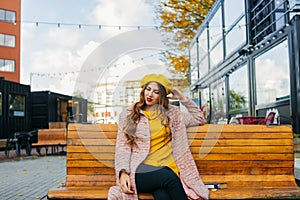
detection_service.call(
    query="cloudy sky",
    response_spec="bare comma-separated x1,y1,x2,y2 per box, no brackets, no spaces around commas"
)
21,0,167,97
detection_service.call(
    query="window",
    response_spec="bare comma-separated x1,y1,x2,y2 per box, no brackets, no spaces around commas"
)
0,92,2,116
199,56,209,78
209,7,222,48
191,70,198,86
198,28,209,76
0,33,15,47
225,17,247,57
211,80,227,124
210,41,224,68
224,0,246,56
0,9,4,21
0,59,15,72
274,0,286,30
229,65,249,111
199,28,208,60
255,40,290,105
208,2,224,69
224,0,245,31
190,42,198,85
9,94,25,117
200,88,210,121
0,9,16,23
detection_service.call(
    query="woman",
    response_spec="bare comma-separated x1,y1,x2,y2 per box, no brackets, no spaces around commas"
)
108,74,209,200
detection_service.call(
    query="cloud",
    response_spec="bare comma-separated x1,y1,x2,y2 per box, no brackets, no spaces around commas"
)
255,57,290,104
45,28,82,49
91,0,155,26
89,0,156,38
27,40,99,94
21,0,157,96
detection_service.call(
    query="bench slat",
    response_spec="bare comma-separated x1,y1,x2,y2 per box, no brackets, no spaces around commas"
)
48,187,300,200
194,153,294,160
190,138,293,146
209,187,300,199
68,139,117,146
67,160,114,168
67,152,114,160
68,124,118,131
196,160,294,167
199,167,294,175
69,138,293,146
48,188,154,200
187,124,293,133
68,131,117,139
68,167,115,175
191,146,293,153
67,146,115,153
66,145,293,153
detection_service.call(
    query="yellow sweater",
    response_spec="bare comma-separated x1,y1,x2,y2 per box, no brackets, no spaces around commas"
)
143,110,179,175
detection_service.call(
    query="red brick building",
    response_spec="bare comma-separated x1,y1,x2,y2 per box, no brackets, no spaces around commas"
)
0,0,21,83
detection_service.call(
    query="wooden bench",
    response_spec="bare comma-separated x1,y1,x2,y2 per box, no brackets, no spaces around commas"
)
49,122,67,129
0,139,7,150
31,128,67,155
47,123,300,199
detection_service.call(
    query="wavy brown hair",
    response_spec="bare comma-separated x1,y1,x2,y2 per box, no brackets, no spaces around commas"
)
123,82,170,146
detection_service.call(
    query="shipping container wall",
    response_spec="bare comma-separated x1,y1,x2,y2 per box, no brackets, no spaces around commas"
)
0,79,31,139
31,91,88,129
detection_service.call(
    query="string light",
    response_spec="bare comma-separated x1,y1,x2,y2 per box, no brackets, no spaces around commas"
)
20,19,247,42
20,20,160,30
30,49,175,81
19,19,251,45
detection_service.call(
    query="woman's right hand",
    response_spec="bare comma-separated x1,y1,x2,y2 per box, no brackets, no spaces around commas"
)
169,87,186,101
120,172,134,194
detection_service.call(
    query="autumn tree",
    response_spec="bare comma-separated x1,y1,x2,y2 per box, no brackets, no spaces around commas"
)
157,0,215,79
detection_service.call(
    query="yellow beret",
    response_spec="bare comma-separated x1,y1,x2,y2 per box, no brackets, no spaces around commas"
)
140,74,173,94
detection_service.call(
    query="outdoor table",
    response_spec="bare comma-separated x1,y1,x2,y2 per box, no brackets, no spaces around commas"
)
236,116,265,124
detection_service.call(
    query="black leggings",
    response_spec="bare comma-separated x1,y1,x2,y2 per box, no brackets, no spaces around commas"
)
135,163,188,200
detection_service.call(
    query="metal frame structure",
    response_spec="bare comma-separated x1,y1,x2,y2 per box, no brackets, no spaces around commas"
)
189,0,300,135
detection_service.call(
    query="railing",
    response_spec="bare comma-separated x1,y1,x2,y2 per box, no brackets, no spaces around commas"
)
250,0,289,44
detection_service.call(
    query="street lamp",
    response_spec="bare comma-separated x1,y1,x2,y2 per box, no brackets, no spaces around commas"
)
105,75,119,123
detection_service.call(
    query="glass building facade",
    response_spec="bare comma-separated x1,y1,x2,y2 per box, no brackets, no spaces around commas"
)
189,0,300,135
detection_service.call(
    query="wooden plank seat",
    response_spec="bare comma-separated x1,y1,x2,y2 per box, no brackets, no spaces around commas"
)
31,128,67,155
47,123,300,199
49,122,67,129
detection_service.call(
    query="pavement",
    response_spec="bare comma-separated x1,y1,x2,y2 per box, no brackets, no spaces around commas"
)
0,149,66,200
1,150,300,200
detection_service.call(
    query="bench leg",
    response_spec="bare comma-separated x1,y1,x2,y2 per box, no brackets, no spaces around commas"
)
45,146,49,155
36,147,41,155
15,142,21,156
25,140,31,156
5,140,10,157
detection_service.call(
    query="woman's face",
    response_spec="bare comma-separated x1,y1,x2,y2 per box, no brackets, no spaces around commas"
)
144,82,161,108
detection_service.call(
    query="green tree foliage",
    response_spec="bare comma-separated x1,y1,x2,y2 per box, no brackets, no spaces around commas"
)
157,0,215,79
229,90,247,110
